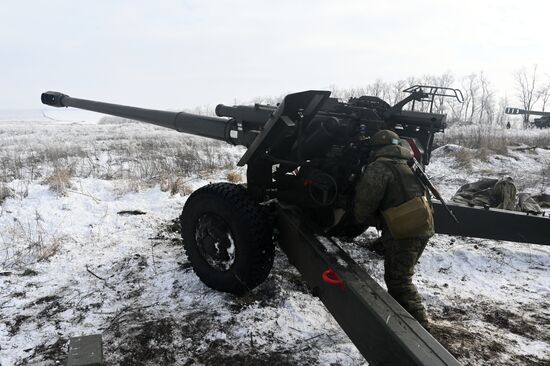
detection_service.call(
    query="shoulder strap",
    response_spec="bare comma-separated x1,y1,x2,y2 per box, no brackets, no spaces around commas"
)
377,159,412,201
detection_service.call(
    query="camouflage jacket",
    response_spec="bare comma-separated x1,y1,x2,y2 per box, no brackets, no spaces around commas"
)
353,144,432,237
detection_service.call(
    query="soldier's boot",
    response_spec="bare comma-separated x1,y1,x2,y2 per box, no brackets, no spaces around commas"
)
408,302,430,330
387,284,429,328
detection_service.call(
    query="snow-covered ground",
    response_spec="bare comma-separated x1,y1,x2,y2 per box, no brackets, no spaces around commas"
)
0,119,549,365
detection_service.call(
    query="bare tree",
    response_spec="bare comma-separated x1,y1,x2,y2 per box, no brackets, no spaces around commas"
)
328,84,348,100
515,65,540,128
447,100,463,124
434,72,454,114
462,73,480,123
478,72,494,125
390,80,407,105
494,95,509,127
406,76,419,88
323,69,550,128
365,79,390,101
538,80,550,111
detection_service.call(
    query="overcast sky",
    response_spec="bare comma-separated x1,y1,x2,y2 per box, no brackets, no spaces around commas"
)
1,0,549,110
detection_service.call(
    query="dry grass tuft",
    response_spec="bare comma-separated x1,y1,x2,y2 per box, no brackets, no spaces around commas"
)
435,126,510,155
114,179,149,196
477,148,492,162
44,166,74,195
180,184,194,196
226,171,242,183
36,236,63,262
160,177,194,196
452,148,475,169
1,214,65,268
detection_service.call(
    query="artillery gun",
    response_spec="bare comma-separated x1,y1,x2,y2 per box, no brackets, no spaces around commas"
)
42,87,549,366
505,107,550,128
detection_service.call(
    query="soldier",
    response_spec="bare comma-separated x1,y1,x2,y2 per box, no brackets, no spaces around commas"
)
353,129,434,329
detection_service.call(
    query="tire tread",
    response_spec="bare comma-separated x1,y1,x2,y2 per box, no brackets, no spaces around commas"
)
180,183,274,294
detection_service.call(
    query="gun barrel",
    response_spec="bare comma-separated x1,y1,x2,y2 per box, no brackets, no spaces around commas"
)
41,91,231,142
505,107,550,117
215,103,276,126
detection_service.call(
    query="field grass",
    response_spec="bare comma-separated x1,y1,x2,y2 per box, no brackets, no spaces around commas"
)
435,125,550,152
1,119,549,365
0,121,244,196
0,120,245,267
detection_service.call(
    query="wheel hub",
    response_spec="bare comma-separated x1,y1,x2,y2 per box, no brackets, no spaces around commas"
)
195,213,236,271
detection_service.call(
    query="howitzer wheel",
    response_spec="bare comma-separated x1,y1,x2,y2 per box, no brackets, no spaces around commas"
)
180,183,274,295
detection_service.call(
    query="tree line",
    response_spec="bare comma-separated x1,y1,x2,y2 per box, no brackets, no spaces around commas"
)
324,66,549,129
192,66,548,129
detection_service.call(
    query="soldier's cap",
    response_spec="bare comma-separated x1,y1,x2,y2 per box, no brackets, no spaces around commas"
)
369,129,401,147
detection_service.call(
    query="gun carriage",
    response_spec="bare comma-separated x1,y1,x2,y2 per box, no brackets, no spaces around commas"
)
43,87,549,366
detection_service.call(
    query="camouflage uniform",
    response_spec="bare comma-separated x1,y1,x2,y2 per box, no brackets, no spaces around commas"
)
354,142,433,327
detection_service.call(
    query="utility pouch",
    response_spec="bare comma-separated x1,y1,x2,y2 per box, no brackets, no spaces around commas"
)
378,159,434,239
381,195,434,239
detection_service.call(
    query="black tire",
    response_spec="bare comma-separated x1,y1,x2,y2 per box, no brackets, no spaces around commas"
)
180,183,274,295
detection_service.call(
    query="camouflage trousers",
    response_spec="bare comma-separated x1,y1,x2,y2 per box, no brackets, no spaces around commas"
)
383,237,429,326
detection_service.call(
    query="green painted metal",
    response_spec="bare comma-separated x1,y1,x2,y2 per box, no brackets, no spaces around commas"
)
433,202,550,245
41,91,231,142
67,334,103,366
277,205,461,366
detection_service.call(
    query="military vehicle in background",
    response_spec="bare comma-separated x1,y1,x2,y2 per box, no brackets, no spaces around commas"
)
42,86,549,366
505,107,550,128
